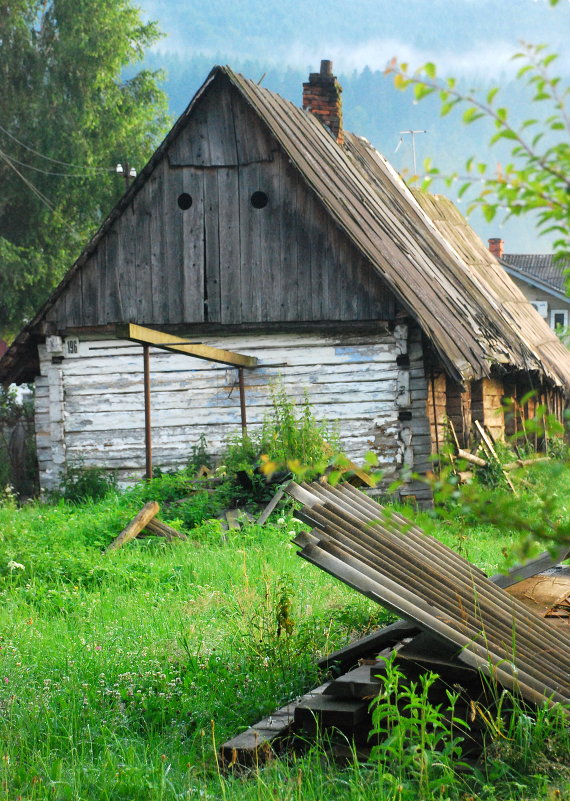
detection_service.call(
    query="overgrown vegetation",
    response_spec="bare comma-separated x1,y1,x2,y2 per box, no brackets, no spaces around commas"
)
0,450,568,799
1,389,569,799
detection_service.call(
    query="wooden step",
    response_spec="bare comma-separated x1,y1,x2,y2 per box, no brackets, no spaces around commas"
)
324,662,385,699
295,694,369,730
219,683,328,768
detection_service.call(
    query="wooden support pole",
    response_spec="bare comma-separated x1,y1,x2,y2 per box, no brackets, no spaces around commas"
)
143,344,152,480
105,501,160,552
238,368,247,436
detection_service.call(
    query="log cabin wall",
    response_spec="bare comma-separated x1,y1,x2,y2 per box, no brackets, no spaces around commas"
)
34,328,417,491
425,369,447,456
446,377,471,448
471,378,506,442
43,77,396,332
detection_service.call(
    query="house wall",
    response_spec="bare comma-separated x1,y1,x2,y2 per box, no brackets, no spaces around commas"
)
44,78,396,333
34,325,429,493
508,276,570,331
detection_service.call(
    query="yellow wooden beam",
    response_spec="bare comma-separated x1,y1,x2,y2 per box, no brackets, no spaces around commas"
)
116,323,258,367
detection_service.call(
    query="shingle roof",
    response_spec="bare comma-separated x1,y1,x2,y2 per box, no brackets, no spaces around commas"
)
501,254,570,294
2,65,570,392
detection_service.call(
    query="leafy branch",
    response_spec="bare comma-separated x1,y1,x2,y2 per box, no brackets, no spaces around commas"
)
385,41,570,261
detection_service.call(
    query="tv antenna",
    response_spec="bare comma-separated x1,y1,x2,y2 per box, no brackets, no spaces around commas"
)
395,129,427,174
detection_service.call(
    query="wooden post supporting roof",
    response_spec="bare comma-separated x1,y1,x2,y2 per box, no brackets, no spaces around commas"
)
115,323,259,367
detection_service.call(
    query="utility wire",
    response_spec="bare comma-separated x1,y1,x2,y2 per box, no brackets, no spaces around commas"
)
1,148,113,178
0,121,112,172
0,147,80,237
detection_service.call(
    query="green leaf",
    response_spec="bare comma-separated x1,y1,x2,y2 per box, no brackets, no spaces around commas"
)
413,82,434,101
482,205,497,222
458,182,471,199
462,107,484,124
486,87,499,104
424,62,436,79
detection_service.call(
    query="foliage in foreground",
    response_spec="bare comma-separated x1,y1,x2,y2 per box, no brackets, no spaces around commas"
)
387,5,570,264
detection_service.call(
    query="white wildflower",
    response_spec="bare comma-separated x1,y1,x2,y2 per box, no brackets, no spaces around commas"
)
277,517,285,525
7,561,25,571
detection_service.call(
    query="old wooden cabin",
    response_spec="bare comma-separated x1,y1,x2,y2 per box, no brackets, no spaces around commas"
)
2,60,570,502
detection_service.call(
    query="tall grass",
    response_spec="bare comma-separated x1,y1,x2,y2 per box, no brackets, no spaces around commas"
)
0,466,569,800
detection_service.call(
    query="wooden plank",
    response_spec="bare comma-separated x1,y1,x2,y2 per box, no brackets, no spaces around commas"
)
105,502,160,552
261,155,283,322
134,187,153,322
203,167,221,321
143,518,188,541
491,545,570,589
323,662,386,699
317,619,420,671
294,694,369,729
218,166,242,324
238,161,263,321
280,157,299,321
180,166,205,321
256,487,285,525
115,323,258,367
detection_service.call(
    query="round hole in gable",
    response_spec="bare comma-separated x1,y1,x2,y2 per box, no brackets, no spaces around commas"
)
177,193,193,210
250,191,268,209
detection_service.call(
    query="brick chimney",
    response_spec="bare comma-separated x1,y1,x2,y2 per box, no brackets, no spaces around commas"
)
302,59,343,144
488,238,504,259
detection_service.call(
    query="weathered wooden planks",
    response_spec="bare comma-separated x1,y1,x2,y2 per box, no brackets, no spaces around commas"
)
35,329,410,489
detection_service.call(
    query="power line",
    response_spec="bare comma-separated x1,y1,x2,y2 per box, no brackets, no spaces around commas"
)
0,121,112,172
0,148,80,237
0,148,113,178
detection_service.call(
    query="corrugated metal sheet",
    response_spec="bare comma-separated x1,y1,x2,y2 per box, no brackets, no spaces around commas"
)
287,480,570,711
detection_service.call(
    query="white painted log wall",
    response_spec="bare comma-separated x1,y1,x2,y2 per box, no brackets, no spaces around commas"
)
35,329,419,489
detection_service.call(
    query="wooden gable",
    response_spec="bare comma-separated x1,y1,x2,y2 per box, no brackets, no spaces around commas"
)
44,73,396,333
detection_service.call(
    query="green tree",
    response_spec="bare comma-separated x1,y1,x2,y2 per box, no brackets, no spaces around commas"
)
386,0,570,267
0,0,170,339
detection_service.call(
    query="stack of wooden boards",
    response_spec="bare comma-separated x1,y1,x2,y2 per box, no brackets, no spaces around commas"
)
220,481,570,768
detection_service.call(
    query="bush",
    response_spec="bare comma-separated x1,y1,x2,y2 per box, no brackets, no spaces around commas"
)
58,464,117,503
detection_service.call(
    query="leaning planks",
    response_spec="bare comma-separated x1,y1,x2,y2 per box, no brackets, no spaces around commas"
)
286,481,570,711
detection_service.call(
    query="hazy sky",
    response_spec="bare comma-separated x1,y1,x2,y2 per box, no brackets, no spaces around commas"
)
141,0,570,78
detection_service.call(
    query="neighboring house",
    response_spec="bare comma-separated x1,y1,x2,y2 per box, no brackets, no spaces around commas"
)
1,61,570,503
489,238,570,333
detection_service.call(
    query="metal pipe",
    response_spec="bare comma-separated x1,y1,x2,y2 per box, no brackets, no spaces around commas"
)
143,345,152,480
238,368,247,436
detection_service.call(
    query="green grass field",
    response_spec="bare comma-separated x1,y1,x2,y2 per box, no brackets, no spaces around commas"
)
1,467,569,801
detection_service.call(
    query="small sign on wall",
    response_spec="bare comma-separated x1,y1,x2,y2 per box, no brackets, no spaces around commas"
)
45,335,63,353
64,337,80,358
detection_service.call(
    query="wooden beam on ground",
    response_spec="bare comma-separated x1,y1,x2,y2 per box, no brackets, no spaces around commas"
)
105,502,159,552
143,518,188,541
256,487,285,525
474,420,516,493
116,323,258,367
457,448,487,467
